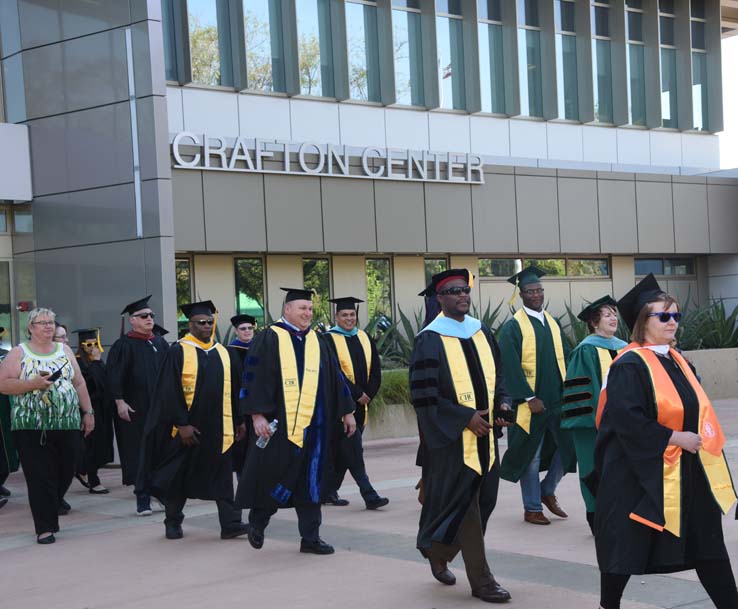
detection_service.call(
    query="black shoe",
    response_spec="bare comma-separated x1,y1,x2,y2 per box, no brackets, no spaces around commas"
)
472,582,512,603
89,485,110,495
136,495,152,516
248,526,264,549
365,496,389,510
0,498,7,510
165,524,183,540
300,538,335,555
221,522,250,540
586,511,595,536
322,494,349,506
429,558,456,585
74,474,90,489
58,499,71,516
0,484,10,497
37,533,56,545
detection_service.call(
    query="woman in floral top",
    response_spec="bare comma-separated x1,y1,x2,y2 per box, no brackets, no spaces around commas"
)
0,308,93,544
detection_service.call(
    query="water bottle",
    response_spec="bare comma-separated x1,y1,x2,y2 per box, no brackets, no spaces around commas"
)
256,419,278,449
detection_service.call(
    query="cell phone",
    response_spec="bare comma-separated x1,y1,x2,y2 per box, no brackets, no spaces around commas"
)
493,408,516,423
47,361,69,383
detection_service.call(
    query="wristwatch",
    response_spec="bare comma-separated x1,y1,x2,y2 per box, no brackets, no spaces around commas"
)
81,409,95,416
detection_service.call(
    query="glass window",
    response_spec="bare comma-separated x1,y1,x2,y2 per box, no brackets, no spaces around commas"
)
478,258,522,278
162,0,178,81
691,20,705,50
518,28,543,117
627,11,643,42
393,5,424,106
626,0,643,8
478,0,501,22
437,0,461,15
660,47,677,127
518,0,539,27
690,0,705,19
593,6,610,37
392,0,420,7
692,52,708,131
660,16,675,45
437,13,466,109
0,211,7,233
424,258,448,285
635,258,664,275
0,262,11,350
525,258,565,276
567,259,609,277
557,1,576,33
365,258,393,321
659,0,675,15
346,1,381,101
235,258,266,325
303,258,331,324
13,210,32,233
628,44,647,125
593,39,613,122
296,0,335,97
244,0,286,92
556,33,578,120
188,0,232,86
175,259,192,334
479,22,506,113
665,258,695,275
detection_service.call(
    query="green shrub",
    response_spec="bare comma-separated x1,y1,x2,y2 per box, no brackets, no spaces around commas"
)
374,368,411,408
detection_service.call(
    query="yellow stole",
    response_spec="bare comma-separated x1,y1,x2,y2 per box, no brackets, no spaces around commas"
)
513,308,567,434
439,331,496,475
596,347,617,384
174,338,233,454
272,326,321,448
328,330,372,383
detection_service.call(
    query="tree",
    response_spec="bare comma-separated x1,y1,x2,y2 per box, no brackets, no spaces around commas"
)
244,10,274,91
189,15,221,86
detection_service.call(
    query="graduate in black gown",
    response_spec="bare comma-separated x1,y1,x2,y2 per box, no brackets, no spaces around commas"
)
322,296,388,509
138,300,249,541
235,288,356,555
228,314,256,478
106,296,169,515
73,329,114,494
0,336,16,508
410,269,513,603
594,275,738,609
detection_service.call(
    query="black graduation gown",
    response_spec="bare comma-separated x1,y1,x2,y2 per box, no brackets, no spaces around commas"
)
106,334,169,485
227,342,250,474
0,348,18,485
594,351,730,575
235,326,355,510
78,358,115,468
410,326,510,550
138,343,242,501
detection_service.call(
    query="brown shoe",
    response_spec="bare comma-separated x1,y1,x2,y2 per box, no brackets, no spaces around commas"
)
542,495,568,518
524,511,550,525
429,558,456,585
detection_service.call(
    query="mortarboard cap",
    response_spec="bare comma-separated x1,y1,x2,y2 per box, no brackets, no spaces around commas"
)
121,296,153,316
617,273,665,332
418,285,434,297
152,324,169,337
577,295,618,323
329,296,364,312
180,300,217,319
280,287,315,303
430,269,471,293
231,314,256,327
74,327,104,352
507,265,546,288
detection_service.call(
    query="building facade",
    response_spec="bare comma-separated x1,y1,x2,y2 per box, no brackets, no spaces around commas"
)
2,0,738,344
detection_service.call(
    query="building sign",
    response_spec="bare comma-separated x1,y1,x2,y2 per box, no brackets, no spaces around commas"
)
171,132,484,184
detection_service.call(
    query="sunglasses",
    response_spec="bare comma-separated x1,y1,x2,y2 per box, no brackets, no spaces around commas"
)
438,286,471,296
194,319,214,326
132,312,155,319
81,341,98,348
648,312,682,323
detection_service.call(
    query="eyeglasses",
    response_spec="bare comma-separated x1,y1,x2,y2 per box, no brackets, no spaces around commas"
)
237,325,254,331
32,321,55,327
81,341,97,348
194,319,214,326
131,312,155,319
438,286,471,296
648,312,682,323
521,288,545,295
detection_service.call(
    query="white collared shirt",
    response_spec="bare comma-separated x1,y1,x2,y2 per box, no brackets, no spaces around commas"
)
523,305,546,325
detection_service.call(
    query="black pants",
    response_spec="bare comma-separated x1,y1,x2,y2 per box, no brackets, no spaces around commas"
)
13,429,79,535
249,503,322,542
424,490,496,591
76,432,100,487
601,559,738,608
164,495,242,532
325,426,377,501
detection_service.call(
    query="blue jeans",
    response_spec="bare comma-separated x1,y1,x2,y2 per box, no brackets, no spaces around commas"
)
520,425,565,513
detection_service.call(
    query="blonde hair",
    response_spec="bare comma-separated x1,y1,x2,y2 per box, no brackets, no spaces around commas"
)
26,307,56,339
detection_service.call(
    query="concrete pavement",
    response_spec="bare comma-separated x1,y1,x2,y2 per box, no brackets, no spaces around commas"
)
2,401,738,609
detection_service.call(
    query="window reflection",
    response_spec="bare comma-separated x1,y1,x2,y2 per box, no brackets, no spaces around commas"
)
366,258,393,321
393,4,424,106
346,1,381,102
243,0,286,92
296,0,334,97
303,258,331,324
235,258,266,325
436,8,466,110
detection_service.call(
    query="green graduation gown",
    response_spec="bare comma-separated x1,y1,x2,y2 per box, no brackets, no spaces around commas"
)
498,310,572,482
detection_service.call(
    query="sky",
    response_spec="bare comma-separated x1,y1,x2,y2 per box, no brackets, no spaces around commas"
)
719,35,738,169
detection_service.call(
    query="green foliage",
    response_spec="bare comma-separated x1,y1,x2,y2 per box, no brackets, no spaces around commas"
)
471,300,508,335
373,369,411,409
189,17,221,86
677,299,738,350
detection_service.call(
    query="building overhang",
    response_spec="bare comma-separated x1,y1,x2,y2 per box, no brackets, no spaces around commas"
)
0,123,31,202
723,1,738,37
